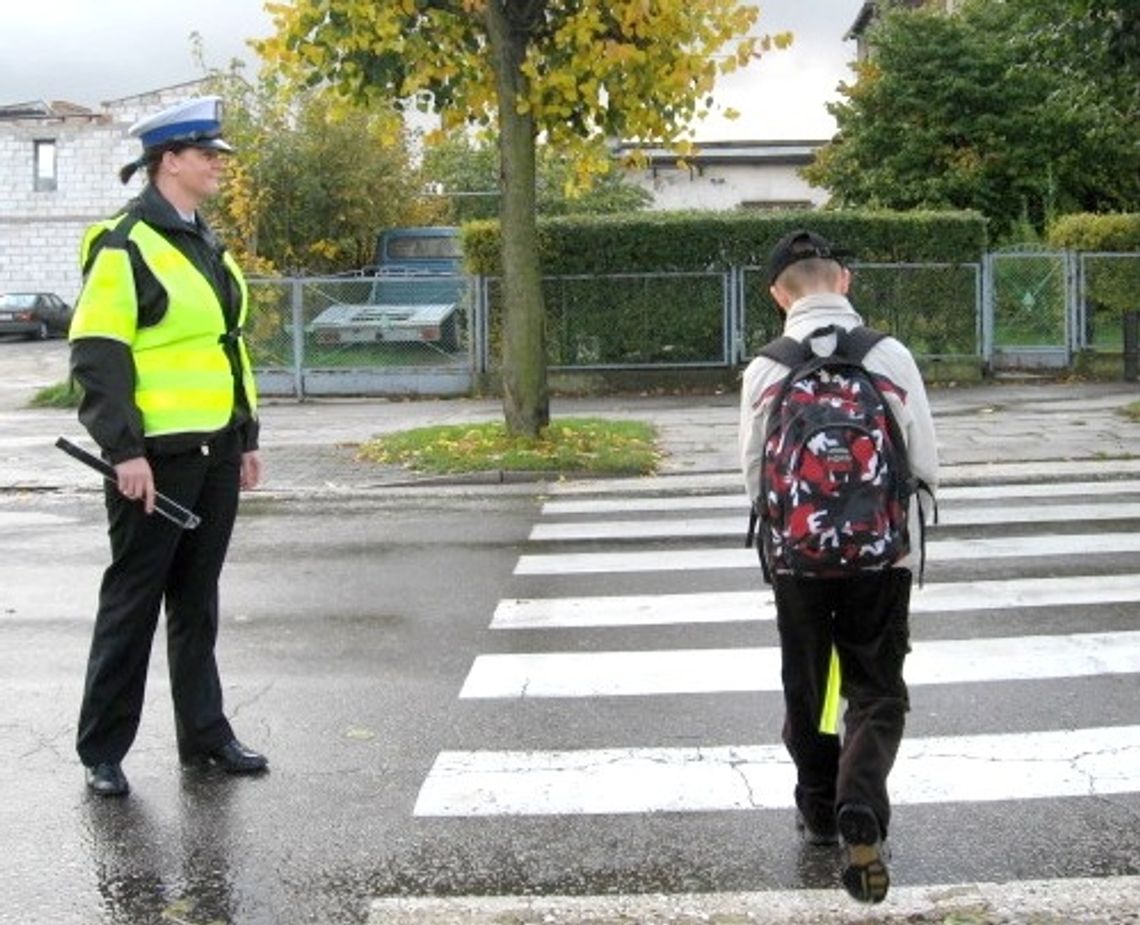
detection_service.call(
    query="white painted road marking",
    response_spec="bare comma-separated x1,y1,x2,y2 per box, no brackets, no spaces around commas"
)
413,724,1140,816
515,532,1140,574
491,573,1140,629
540,479,1140,517
529,502,1140,541
0,511,78,528
459,631,1140,699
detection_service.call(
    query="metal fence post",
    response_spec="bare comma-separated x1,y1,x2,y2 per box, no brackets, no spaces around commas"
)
1066,250,1081,360
474,275,488,374
980,253,995,371
290,279,305,400
722,270,733,366
1074,252,1089,353
732,266,745,364
1124,311,1139,383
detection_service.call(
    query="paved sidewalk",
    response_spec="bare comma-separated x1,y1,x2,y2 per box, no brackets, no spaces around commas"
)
1,380,1138,495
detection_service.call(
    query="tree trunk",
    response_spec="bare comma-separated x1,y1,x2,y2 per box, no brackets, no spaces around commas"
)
485,0,549,437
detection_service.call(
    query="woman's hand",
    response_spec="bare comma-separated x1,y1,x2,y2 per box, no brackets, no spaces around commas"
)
114,456,155,513
240,450,262,490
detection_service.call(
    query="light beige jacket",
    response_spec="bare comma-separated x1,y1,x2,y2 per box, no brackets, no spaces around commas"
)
739,293,939,572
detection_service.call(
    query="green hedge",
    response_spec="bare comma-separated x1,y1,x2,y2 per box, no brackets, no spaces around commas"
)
1048,214,1140,329
1047,213,1140,251
463,209,988,367
461,208,987,275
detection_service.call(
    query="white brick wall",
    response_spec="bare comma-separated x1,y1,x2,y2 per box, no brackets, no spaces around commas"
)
624,162,827,212
0,80,210,302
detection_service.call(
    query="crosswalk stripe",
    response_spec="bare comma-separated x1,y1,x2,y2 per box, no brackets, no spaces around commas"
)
459,631,1140,699
412,724,1140,816
529,502,1140,541
545,460,1140,498
515,532,1140,574
0,511,78,528
541,479,1140,516
491,573,1140,629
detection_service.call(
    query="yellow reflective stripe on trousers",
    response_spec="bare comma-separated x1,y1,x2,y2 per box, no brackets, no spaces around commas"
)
818,646,841,736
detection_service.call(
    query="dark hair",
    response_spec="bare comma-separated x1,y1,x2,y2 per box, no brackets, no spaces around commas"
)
118,141,192,185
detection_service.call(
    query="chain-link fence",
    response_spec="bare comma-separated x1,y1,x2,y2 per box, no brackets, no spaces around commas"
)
1080,253,1140,351
247,275,474,397
987,253,1071,367
980,251,1140,369
480,272,731,371
739,262,981,361
243,254,1136,396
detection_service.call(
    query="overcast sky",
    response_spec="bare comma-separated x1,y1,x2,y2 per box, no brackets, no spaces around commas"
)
0,0,865,141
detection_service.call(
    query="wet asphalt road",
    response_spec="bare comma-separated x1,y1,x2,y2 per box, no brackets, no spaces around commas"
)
1,491,538,924
2,337,1139,924
4,487,1140,924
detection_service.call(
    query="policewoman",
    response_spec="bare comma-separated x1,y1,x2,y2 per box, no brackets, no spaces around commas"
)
70,97,267,797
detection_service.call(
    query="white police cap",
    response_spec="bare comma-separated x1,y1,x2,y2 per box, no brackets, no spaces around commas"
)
128,96,234,152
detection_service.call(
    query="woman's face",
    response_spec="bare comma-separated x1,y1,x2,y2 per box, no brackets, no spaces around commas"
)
163,146,225,204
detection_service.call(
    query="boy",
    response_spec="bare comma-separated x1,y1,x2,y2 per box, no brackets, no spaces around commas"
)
739,230,938,903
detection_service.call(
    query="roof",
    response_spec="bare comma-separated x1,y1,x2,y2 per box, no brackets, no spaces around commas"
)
846,0,932,40
614,139,827,168
0,100,97,120
846,1,877,40
100,77,217,106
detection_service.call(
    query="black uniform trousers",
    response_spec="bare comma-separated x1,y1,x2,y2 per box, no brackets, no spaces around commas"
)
76,429,242,766
772,568,912,838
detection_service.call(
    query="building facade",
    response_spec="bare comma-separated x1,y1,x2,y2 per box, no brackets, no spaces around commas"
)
0,80,208,303
614,140,829,212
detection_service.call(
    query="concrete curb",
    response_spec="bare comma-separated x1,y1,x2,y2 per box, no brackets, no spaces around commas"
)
367,875,1140,924
8,456,1140,503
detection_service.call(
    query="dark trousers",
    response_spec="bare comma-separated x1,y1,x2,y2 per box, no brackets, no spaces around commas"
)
772,568,912,837
76,430,242,766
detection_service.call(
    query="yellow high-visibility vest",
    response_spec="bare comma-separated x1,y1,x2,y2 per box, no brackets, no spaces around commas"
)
70,214,258,438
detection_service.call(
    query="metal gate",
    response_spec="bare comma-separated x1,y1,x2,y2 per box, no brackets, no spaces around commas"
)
984,250,1077,369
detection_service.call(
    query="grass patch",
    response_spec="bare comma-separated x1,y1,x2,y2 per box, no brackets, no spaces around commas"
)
358,417,660,475
1120,401,1140,423
29,380,83,409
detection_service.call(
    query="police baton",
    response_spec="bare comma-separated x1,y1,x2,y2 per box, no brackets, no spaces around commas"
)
55,436,201,530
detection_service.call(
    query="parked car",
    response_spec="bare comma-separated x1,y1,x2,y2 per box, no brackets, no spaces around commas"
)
0,292,72,340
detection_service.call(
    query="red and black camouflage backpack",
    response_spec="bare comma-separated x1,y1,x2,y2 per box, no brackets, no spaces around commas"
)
747,324,918,582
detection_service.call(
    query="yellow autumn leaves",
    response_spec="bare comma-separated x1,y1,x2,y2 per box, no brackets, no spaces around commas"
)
358,418,660,475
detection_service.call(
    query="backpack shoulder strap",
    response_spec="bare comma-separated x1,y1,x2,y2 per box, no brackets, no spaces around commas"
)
836,324,890,364
757,335,809,368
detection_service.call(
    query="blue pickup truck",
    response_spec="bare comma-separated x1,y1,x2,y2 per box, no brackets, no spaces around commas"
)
309,227,464,349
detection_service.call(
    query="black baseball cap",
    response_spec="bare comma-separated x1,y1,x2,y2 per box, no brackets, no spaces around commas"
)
766,230,849,286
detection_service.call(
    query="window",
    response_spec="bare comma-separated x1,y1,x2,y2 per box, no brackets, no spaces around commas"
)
34,140,57,191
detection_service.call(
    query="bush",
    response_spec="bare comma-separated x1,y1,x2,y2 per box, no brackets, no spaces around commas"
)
1047,213,1140,252
462,209,988,275
1048,214,1140,330
463,209,988,366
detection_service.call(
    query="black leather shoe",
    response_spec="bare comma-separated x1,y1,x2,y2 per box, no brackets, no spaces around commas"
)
85,762,129,797
185,739,268,774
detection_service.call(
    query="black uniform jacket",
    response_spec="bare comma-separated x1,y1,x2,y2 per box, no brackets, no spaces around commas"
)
71,185,259,464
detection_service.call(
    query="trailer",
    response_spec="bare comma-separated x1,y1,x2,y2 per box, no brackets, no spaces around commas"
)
308,227,465,350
